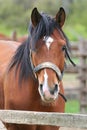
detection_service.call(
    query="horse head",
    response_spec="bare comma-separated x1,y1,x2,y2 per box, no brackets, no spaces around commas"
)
29,7,67,103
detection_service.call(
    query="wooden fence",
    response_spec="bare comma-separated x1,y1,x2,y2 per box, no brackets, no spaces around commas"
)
0,110,87,129
65,39,87,113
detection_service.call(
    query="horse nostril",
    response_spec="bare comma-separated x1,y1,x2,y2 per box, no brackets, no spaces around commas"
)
50,89,54,95
50,84,58,95
55,84,58,91
40,84,43,90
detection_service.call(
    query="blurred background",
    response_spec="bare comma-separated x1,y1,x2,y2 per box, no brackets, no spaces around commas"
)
0,0,87,114
0,0,87,40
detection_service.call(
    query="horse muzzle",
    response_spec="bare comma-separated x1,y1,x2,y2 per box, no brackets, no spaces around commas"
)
38,83,60,103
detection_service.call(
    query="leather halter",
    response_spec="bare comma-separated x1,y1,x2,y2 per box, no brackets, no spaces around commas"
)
29,50,67,102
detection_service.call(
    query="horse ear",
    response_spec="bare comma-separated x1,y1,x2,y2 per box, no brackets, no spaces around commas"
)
31,7,42,27
56,7,66,28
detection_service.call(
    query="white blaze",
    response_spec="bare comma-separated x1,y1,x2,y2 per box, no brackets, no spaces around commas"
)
43,69,49,92
43,36,54,50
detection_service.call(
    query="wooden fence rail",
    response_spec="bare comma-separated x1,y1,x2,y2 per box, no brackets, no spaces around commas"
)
0,110,87,129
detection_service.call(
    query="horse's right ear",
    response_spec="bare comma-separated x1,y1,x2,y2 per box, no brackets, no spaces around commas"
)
31,8,42,27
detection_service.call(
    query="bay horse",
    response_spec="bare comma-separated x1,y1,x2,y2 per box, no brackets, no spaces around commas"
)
0,33,11,40
0,40,20,109
0,7,75,130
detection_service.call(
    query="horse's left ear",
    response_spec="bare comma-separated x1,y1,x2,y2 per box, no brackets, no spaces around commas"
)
31,7,42,27
56,7,66,28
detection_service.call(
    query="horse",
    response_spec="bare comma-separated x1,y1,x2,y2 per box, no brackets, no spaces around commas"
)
0,33,11,40
0,7,75,130
0,40,20,110
18,35,28,42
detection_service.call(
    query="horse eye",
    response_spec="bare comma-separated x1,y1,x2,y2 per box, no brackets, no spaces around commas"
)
62,45,66,51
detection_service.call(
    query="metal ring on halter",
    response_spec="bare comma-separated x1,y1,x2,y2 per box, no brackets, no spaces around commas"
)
33,62,62,81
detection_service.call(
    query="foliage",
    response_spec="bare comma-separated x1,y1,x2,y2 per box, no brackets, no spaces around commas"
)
0,0,29,29
0,0,87,40
65,0,87,40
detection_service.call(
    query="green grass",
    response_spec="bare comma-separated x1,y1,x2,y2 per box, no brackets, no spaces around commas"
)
64,74,80,113
65,100,80,113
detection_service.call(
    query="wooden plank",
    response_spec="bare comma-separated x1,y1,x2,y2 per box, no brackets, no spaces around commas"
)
65,88,80,100
65,65,78,73
0,110,87,129
70,44,78,50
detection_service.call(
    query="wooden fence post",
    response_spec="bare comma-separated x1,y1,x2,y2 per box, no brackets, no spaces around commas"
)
11,31,17,41
78,39,87,113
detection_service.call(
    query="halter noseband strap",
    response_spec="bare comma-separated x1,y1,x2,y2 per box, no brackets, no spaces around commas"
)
34,62,63,81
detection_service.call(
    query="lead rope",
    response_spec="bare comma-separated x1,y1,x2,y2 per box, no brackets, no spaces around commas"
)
59,92,67,102
60,45,76,103
62,46,76,67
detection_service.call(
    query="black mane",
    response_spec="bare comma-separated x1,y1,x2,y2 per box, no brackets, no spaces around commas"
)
8,12,70,82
